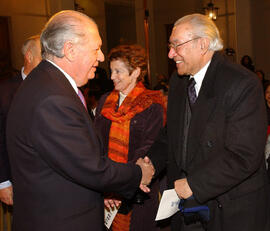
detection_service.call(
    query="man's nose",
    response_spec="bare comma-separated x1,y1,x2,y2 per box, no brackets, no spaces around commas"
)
168,47,176,59
98,49,104,62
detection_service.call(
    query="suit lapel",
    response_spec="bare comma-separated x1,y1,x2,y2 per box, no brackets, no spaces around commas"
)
168,73,189,166
187,52,221,163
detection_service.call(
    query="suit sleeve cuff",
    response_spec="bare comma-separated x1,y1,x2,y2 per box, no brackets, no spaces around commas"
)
0,180,12,189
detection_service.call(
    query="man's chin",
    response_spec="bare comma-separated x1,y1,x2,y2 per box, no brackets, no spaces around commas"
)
177,68,189,76
177,70,184,76
88,72,96,79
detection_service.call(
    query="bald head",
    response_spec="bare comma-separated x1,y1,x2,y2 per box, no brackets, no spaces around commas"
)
40,10,97,60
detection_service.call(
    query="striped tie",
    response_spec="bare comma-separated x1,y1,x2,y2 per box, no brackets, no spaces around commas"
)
188,78,197,106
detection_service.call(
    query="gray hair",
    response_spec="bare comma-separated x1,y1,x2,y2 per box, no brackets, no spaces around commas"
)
40,10,96,59
174,13,223,51
21,35,40,56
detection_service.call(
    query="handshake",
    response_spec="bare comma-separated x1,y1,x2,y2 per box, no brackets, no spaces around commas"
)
136,156,155,193
104,156,155,209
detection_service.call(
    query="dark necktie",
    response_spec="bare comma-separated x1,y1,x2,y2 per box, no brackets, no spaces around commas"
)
78,89,88,110
188,78,197,106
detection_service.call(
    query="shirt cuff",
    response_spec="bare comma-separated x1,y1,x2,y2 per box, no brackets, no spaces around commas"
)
0,180,12,189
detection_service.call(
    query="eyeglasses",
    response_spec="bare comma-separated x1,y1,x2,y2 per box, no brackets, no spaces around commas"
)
168,37,201,52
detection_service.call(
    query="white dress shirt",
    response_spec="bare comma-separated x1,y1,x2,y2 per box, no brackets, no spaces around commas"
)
47,59,78,94
192,60,211,96
21,67,27,80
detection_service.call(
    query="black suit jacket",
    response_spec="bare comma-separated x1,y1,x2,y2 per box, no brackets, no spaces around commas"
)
149,52,270,231
6,60,141,231
0,73,22,183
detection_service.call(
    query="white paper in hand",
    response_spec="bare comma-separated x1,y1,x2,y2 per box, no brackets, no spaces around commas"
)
155,189,180,221
104,207,118,229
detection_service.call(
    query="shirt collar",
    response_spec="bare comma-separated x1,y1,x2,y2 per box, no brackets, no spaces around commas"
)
192,60,211,95
46,59,78,94
21,67,27,80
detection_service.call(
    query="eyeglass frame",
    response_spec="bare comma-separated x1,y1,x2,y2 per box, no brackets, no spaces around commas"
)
168,37,201,52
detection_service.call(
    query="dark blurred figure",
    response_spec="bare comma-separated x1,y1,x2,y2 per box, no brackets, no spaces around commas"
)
264,81,270,126
82,67,113,119
93,66,114,93
224,48,236,62
0,35,41,206
241,55,255,72
0,50,19,80
82,81,103,120
154,74,169,94
256,69,266,84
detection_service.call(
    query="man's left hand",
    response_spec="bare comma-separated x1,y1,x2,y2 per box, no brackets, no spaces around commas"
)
174,178,193,199
0,185,13,205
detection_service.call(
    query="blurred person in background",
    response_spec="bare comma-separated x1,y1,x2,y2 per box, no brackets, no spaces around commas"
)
0,34,41,205
241,55,255,72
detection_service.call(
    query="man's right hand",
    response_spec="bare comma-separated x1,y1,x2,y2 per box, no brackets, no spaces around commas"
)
136,156,155,193
0,185,13,205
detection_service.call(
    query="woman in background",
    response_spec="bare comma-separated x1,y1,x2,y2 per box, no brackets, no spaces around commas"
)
240,55,255,72
95,44,166,231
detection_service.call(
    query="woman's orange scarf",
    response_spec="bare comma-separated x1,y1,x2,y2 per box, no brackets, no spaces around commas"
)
101,81,166,230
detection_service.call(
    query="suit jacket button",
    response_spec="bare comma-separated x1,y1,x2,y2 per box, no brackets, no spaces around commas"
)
207,141,212,147
218,203,222,209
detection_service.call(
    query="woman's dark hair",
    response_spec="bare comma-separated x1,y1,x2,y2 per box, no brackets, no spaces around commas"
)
241,55,255,72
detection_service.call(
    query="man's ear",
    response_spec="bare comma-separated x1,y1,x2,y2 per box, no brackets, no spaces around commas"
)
25,50,33,64
63,41,76,62
200,37,210,55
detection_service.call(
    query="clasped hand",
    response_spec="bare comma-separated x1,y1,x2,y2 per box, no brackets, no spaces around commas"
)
136,156,155,193
104,156,155,210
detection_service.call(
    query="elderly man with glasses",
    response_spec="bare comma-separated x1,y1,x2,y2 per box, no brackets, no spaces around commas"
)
144,13,270,231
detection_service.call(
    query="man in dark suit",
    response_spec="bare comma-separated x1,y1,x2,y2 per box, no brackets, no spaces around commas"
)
145,14,270,231
6,10,153,231
0,35,41,205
